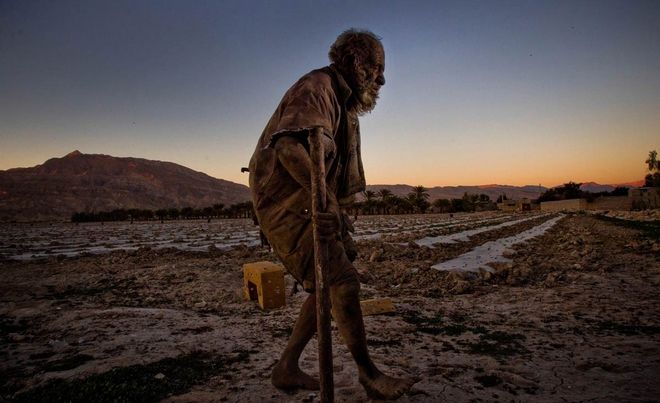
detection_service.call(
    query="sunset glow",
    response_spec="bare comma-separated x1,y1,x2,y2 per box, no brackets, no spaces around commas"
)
1,0,658,188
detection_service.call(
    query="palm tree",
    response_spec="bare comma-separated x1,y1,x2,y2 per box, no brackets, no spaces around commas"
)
378,189,393,214
213,203,224,218
180,207,194,219
203,206,214,220
644,150,660,187
410,185,429,201
362,190,377,214
390,195,413,214
407,186,431,213
377,188,392,200
405,185,428,213
646,150,658,172
155,209,167,222
432,198,451,213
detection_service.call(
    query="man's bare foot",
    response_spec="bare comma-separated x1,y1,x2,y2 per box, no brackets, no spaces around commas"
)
271,361,320,390
359,370,415,400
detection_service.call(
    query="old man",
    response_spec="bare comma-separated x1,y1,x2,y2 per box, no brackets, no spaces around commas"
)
249,29,414,400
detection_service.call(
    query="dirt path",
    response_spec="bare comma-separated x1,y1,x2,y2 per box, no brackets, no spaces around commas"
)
1,213,658,402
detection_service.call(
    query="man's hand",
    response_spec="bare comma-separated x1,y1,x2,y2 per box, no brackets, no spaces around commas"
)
314,212,340,241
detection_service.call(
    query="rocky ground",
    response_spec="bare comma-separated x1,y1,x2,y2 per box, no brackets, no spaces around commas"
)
1,212,659,402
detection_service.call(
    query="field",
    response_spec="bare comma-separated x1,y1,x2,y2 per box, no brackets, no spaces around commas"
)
1,211,659,402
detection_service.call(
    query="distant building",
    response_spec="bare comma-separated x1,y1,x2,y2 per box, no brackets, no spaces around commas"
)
540,195,632,212
497,200,517,212
588,196,632,211
629,187,660,210
497,198,539,212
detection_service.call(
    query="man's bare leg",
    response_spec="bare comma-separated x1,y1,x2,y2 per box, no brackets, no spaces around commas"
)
331,280,415,400
271,294,320,390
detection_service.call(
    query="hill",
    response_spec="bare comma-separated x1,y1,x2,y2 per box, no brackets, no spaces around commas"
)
579,181,644,193
1,151,644,221
366,180,642,202
0,151,251,221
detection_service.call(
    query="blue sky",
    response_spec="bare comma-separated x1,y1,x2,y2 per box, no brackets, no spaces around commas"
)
1,0,658,186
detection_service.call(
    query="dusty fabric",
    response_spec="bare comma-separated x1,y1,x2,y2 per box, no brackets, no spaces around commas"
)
249,65,364,289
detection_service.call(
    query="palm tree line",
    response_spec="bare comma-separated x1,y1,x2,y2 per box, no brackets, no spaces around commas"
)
347,186,496,216
71,202,253,223
71,185,500,222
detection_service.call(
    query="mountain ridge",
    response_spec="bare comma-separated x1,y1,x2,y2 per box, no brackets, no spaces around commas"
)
365,181,641,201
0,151,643,221
0,151,251,221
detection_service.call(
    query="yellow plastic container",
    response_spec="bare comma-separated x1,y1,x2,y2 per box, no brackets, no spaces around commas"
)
243,261,286,309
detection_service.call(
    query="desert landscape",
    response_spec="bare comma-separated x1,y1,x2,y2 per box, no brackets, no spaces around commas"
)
3,2,659,402
2,210,659,402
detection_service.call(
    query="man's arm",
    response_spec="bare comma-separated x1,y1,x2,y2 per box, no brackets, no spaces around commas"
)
274,133,339,238
273,135,313,194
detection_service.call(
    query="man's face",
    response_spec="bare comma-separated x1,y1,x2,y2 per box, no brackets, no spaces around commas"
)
354,44,385,115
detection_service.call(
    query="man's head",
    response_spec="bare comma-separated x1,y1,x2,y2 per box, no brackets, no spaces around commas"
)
329,29,385,115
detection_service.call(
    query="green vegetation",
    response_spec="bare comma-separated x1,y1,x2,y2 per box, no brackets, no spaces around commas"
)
537,182,583,202
71,202,252,223
537,182,629,203
431,193,494,213
355,187,495,215
644,149,660,187
408,185,431,213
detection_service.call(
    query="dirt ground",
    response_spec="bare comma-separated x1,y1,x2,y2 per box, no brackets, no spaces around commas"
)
1,212,659,402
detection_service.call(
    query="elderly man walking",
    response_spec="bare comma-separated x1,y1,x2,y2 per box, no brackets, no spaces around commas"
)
249,29,414,400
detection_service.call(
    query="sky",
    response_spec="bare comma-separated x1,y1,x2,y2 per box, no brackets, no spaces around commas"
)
1,0,658,187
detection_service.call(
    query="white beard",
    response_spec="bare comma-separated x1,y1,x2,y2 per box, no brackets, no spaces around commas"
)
354,83,380,115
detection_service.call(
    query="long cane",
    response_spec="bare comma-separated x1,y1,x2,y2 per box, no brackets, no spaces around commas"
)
309,126,334,402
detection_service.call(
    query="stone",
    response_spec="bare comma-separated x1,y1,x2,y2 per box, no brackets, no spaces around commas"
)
369,250,382,262
451,280,472,294
360,298,395,316
544,272,564,285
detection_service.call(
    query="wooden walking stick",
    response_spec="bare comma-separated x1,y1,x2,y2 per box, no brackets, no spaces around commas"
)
309,126,334,402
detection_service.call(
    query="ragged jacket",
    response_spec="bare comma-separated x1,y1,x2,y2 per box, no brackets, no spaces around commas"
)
249,64,365,215
248,64,365,259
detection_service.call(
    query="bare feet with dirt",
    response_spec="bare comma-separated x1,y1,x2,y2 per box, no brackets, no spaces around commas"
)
359,370,416,400
271,361,320,390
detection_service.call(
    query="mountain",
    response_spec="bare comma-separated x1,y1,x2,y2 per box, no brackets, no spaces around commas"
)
0,151,251,221
579,182,615,193
1,150,644,221
366,180,643,202
579,181,642,193
612,180,644,188
365,184,546,201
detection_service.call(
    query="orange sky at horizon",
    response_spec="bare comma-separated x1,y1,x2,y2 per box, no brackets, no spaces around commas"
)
1,1,658,190
0,142,652,189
